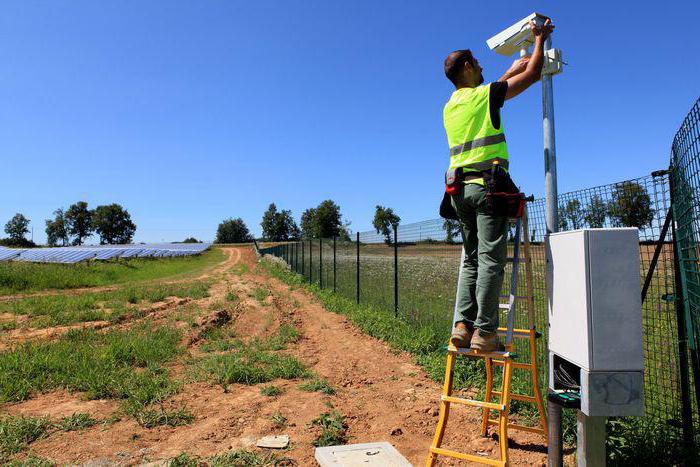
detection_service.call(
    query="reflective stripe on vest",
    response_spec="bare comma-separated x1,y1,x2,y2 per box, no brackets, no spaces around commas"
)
449,133,507,157
443,84,509,173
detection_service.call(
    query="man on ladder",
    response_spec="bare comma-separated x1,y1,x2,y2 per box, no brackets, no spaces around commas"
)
440,18,554,352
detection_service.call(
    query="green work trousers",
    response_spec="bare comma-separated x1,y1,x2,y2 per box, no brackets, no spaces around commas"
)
450,183,508,334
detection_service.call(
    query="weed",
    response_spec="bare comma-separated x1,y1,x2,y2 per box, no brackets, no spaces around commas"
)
55,413,98,431
260,385,283,397
4,455,54,467
262,324,300,351
0,321,18,331
310,411,348,447
210,449,278,466
270,412,288,429
168,452,199,467
299,377,335,395
0,415,51,460
194,347,307,390
250,286,271,304
225,290,238,302
130,406,194,429
231,263,249,276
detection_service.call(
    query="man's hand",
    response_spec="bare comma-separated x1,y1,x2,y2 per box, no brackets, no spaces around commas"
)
530,17,554,41
498,55,530,82
504,17,555,99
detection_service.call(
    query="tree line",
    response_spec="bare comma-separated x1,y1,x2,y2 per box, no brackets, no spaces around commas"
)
1,201,137,248
215,201,402,245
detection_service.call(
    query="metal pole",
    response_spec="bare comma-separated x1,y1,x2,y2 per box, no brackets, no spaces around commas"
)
302,240,305,278
333,236,337,293
319,238,323,289
356,232,360,304
308,239,312,284
542,34,564,467
394,224,399,317
543,36,559,235
670,173,696,449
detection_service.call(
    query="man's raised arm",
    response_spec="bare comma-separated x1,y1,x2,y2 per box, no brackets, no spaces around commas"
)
504,17,555,100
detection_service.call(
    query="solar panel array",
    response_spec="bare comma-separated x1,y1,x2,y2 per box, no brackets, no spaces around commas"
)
0,243,211,264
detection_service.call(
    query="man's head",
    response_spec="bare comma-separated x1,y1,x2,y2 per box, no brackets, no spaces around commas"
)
444,49,484,88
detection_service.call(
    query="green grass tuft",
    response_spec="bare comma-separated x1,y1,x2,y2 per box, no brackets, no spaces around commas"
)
0,415,51,461
270,412,287,429
130,406,194,429
250,286,271,304
260,385,283,397
310,411,348,447
299,377,336,395
55,412,98,431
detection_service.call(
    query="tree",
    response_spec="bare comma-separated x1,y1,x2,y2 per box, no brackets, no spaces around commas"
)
261,203,300,241
216,218,253,243
4,213,30,242
183,237,201,243
584,195,607,228
607,181,654,229
562,199,585,230
92,204,137,244
300,200,348,239
443,219,461,244
372,205,401,245
45,209,69,246
558,204,568,231
65,201,93,245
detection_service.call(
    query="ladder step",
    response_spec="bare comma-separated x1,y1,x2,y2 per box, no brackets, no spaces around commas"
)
495,328,542,339
489,391,536,403
499,294,529,300
486,419,546,435
429,447,506,466
448,345,512,359
442,395,505,411
491,360,532,369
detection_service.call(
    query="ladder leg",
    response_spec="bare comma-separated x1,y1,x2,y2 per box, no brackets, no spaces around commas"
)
498,359,514,465
426,351,456,467
481,357,494,436
529,331,548,437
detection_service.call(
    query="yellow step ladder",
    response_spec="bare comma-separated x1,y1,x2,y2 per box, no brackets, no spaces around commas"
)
427,207,547,467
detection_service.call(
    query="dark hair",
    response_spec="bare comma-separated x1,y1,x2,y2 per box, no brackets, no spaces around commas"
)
444,49,474,86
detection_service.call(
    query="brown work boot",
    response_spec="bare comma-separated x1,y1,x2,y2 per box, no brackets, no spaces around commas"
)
470,329,501,352
450,323,473,348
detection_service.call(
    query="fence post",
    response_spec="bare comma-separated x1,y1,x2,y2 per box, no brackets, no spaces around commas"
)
394,224,398,317
333,236,337,293
301,240,305,278
319,238,323,289
670,174,697,449
308,239,312,284
356,232,360,304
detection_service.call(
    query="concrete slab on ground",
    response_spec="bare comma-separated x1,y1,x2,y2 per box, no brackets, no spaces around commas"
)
315,441,412,466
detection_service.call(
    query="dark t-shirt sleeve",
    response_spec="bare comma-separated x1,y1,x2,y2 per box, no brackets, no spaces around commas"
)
489,81,508,130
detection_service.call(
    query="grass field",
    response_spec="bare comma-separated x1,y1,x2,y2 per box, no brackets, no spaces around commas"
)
0,248,225,296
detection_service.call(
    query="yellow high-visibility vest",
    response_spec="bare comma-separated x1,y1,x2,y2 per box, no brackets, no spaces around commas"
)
443,85,509,182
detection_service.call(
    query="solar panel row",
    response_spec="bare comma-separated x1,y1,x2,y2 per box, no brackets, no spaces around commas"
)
0,243,211,264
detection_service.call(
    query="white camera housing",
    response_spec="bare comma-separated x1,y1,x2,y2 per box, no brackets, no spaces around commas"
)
486,12,548,56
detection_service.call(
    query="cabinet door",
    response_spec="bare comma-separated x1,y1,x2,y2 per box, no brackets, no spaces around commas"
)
549,231,591,369
588,229,643,371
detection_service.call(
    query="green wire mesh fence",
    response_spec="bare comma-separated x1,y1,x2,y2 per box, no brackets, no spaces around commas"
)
259,98,700,452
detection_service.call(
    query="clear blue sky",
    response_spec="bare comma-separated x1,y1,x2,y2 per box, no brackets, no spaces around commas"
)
2,1,699,244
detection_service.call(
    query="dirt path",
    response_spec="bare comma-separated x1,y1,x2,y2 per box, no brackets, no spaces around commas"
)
2,246,548,466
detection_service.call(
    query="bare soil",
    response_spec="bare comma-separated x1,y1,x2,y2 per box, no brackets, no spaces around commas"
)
2,247,549,466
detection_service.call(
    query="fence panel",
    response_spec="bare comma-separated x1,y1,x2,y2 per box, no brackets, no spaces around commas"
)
259,172,695,442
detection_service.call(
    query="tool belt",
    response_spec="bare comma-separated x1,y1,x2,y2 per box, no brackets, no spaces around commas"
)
439,165,526,219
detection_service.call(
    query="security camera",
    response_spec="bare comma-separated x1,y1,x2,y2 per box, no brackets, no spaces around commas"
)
486,12,563,76
486,12,548,56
